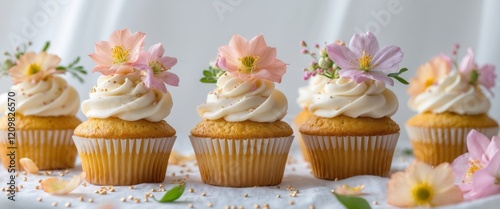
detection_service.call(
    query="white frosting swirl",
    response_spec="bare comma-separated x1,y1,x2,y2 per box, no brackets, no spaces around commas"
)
309,78,398,118
297,75,330,109
197,74,287,122
81,74,172,122
0,76,79,116
409,71,490,115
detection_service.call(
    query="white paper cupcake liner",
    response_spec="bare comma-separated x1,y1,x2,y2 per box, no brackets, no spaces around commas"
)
0,129,76,170
300,133,399,180
406,126,499,165
73,136,176,186
189,136,294,187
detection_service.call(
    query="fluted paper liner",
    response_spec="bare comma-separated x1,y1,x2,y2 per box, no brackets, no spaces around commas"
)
73,136,176,186
301,133,399,180
406,126,499,166
0,130,77,170
190,136,293,187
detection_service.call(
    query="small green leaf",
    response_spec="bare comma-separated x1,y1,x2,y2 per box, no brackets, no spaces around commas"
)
333,192,371,209
398,68,408,73
203,70,213,77
41,41,50,52
154,184,185,203
200,77,217,83
393,76,409,85
403,148,413,156
56,66,66,70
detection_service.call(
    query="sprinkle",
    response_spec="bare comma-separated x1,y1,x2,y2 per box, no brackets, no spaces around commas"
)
128,195,134,200
373,201,379,205
78,196,84,202
231,206,236,209
289,201,294,205
254,204,259,209
88,198,94,203
201,192,206,196
82,183,87,187
129,186,134,189
39,179,43,183
331,189,335,193
335,178,339,181
19,185,24,189
238,206,244,209
309,205,315,209
1,188,5,192
189,188,194,193
188,203,193,208
64,170,69,174
225,206,230,209
120,197,126,202
172,172,176,177
243,193,248,197
134,198,140,203
22,177,27,181
59,172,64,177
98,189,107,195
51,202,58,207
263,204,269,209
15,187,19,192
207,202,213,207
276,194,280,198
37,197,42,202
109,187,115,192
22,171,27,175
144,197,149,202
159,184,164,188
151,188,156,192
65,202,71,207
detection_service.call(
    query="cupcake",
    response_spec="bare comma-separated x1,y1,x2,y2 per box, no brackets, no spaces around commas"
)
299,32,407,180
295,41,334,162
406,47,498,166
73,29,179,185
0,42,84,170
190,34,293,187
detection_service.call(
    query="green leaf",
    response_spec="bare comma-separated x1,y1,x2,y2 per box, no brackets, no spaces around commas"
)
154,184,185,203
200,77,217,83
393,76,409,85
41,41,50,52
203,70,213,77
56,66,66,70
333,192,371,209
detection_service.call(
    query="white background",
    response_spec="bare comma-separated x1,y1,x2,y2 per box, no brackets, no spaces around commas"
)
1,0,500,153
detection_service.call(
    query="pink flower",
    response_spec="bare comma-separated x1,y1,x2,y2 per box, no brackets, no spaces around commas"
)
452,130,500,200
9,51,62,84
407,55,451,97
326,32,403,86
387,161,463,207
136,43,179,93
89,28,145,75
217,34,287,83
459,48,496,93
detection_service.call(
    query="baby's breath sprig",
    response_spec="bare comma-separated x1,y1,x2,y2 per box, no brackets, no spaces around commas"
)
300,40,340,80
200,60,225,83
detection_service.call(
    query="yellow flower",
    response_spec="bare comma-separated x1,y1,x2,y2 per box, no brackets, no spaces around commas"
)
9,51,61,84
387,161,463,208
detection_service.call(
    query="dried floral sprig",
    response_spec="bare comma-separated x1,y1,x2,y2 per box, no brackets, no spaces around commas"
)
200,60,224,83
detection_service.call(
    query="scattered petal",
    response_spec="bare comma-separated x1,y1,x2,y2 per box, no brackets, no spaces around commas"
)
19,158,39,174
41,173,84,195
334,184,365,196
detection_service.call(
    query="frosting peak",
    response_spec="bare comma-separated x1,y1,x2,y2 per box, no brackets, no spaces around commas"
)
0,76,79,116
309,78,398,118
197,74,287,122
408,71,490,115
297,75,330,109
81,73,173,122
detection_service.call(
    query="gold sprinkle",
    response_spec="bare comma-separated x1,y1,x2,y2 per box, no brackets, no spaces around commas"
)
64,170,69,174
22,177,27,181
289,200,295,205
19,185,24,189
78,196,84,202
189,188,194,193
109,187,115,192
82,182,87,187
171,172,176,177
225,206,230,209
38,179,43,183
335,178,339,181
243,193,248,197
144,197,149,202
254,204,259,209
37,197,42,202
128,195,134,200
15,172,19,177
1,188,5,192
59,173,64,177
88,198,94,203
276,194,280,198
207,202,213,207
120,197,126,202
231,206,236,209
188,203,193,208
159,184,164,188
47,171,52,175
51,202,58,207
15,187,19,192
35,185,39,190
134,198,140,203
129,186,134,189
44,171,49,175
22,171,27,175
238,206,244,209
201,192,206,196
331,189,335,193
309,205,315,209
65,202,71,207
373,201,379,205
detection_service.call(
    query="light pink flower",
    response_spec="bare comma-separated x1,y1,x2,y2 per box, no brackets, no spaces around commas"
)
136,43,178,93
459,48,496,93
217,34,287,83
89,28,145,75
9,51,62,84
387,161,463,208
327,32,403,86
452,129,500,200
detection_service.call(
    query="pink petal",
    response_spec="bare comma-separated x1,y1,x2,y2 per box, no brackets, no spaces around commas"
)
256,58,287,83
365,71,394,86
452,153,470,182
248,34,268,56
466,153,500,200
41,173,85,195
217,57,228,71
134,51,149,67
467,129,491,161
125,31,146,63
160,71,180,86
109,28,132,46
217,46,239,71
326,44,359,70
478,64,496,90
228,34,249,56
483,136,500,163
160,56,177,69
459,48,476,75
142,67,167,93
92,66,114,75
348,32,380,57
371,45,403,73
338,69,369,83
148,43,165,58
114,65,135,75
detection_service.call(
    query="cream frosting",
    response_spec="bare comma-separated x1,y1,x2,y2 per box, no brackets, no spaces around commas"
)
197,74,287,122
0,76,79,116
309,78,398,118
81,73,172,122
297,75,330,109
408,71,490,115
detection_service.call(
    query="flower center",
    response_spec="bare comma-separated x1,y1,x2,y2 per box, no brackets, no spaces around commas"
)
112,45,130,64
469,70,479,85
27,63,41,75
465,159,482,182
424,78,435,88
411,183,433,205
149,60,165,75
238,56,259,74
358,51,373,71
